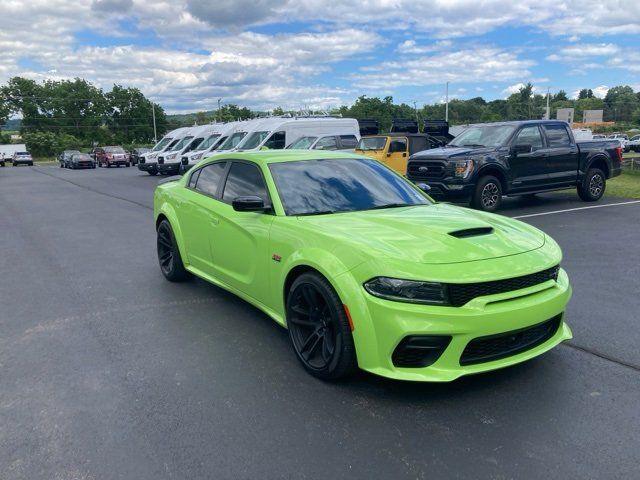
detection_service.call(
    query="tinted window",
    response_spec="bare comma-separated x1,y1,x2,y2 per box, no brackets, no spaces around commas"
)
389,138,407,153
313,136,338,150
222,162,269,204
195,162,227,196
514,126,543,150
188,168,201,188
544,124,571,147
264,131,286,149
269,158,430,216
339,135,358,148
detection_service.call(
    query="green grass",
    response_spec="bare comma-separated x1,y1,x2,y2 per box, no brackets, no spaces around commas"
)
606,170,640,199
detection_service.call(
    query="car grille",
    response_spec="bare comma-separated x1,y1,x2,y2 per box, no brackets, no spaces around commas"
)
460,315,562,366
447,266,559,307
407,160,448,180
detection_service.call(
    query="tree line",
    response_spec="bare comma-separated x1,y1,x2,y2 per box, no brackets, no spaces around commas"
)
0,77,168,156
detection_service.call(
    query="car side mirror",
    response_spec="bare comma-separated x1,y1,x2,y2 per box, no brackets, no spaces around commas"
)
232,196,266,212
417,183,431,193
512,144,532,156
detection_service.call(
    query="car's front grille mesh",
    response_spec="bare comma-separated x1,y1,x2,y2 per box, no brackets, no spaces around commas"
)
407,160,448,180
460,315,562,365
447,266,559,307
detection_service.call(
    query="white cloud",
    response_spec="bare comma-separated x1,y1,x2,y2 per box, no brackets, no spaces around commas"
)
352,48,535,90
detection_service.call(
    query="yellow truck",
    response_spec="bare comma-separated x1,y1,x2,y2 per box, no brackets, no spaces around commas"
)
355,119,453,175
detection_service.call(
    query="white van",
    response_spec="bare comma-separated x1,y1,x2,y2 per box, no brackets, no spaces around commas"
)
179,121,241,174
214,120,255,152
158,124,223,175
235,117,360,152
285,133,360,151
138,127,191,176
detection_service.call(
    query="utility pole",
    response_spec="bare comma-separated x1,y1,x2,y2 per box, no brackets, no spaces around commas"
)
445,81,449,122
546,87,550,120
152,103,157,144
217,98,222,122
413,101,418,122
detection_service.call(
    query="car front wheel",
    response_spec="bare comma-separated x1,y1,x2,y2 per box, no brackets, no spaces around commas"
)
286,272,357,380
578,167,606,202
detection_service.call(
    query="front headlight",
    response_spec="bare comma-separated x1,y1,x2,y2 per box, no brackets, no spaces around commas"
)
167,153,176,160
193,153,202,160
364,277,449,305
453,159,474,179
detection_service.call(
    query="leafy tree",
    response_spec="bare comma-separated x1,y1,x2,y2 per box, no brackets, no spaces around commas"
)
553,90,568,102
578,89,594,99
604,85,638,122
106,84,167,144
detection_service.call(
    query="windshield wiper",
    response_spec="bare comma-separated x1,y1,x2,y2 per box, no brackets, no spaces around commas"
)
460,143,486,148
367,203,412,210
295,210,336,216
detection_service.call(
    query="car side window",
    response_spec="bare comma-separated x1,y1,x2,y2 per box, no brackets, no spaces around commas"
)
543,124,572,148
195,161,227,197
264,131,286,149
222,162,269,205
188,168,201,188
388,138,407,153
339,135,358,148
313,136,338,150
514,126,544,151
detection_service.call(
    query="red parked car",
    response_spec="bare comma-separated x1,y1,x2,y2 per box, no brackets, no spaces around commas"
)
93,146,130,168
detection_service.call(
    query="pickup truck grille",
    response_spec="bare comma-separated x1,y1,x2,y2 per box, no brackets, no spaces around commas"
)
407,160,448,180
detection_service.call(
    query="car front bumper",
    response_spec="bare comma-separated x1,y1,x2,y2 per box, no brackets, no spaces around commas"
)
344,266,572,382
158,162,181,175
413,180,475,203
138,162,158,172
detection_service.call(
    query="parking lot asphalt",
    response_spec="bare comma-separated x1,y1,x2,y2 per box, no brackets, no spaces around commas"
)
1,165,639,479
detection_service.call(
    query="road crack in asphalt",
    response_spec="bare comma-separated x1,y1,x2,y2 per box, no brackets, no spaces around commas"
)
32,166,153,210
561,342,640,372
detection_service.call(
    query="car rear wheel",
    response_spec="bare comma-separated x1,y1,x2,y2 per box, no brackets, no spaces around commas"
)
286,272,357,380
156,220,189,282
472,175,503,212
577,167,605,202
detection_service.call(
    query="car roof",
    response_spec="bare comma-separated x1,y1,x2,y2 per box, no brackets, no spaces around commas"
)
202,149,364,166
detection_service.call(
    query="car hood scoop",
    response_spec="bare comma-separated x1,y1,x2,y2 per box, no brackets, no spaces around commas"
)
448,227,494,238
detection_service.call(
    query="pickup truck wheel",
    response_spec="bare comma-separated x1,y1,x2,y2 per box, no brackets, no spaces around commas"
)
157,220,189,282
472,175,502,212
578,168,605,202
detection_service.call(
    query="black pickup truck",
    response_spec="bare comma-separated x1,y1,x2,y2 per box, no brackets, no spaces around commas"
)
407,120,623,211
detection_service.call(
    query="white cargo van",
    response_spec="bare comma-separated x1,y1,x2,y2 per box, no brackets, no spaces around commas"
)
179,122,241,173
138,127,191,176
158,124,223,175
235,116,360,152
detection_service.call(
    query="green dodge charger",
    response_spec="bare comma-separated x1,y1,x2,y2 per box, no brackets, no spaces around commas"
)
154,150,572,382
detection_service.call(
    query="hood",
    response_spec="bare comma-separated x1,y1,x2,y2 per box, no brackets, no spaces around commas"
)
298,203,544,265
412,146,498,159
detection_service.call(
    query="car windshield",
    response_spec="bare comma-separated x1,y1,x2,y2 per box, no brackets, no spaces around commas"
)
210,135,228,151
449,125,516,147
197,134,221,151
152,137,172,151
357,137,387,150
269,158,430,216
286,136,318,149
66,150,81,155
75,154,91,160
218,132,247,150
238,131,270,150
17,152,29,155
171,136,194,151
104,147,125,153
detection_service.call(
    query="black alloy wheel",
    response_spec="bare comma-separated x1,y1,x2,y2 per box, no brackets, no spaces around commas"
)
577,167,606,202
472,175,503,212
156,220,189,281
287,272,357,380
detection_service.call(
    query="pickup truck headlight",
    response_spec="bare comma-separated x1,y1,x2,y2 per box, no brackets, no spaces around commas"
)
364,277,449,305
454,160,474,179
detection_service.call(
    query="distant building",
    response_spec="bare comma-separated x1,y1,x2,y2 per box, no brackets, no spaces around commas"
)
583,110,604,123
556,108,575,124
0,143,27,157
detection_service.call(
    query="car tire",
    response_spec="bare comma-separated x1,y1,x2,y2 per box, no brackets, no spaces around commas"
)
286,272,358,380
156,219,189,282
577,167,606,202
126,162,130,167
472,175,503,212
13,162,17,167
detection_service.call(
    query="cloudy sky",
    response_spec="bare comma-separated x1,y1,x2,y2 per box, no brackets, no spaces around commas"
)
2,0,639,113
